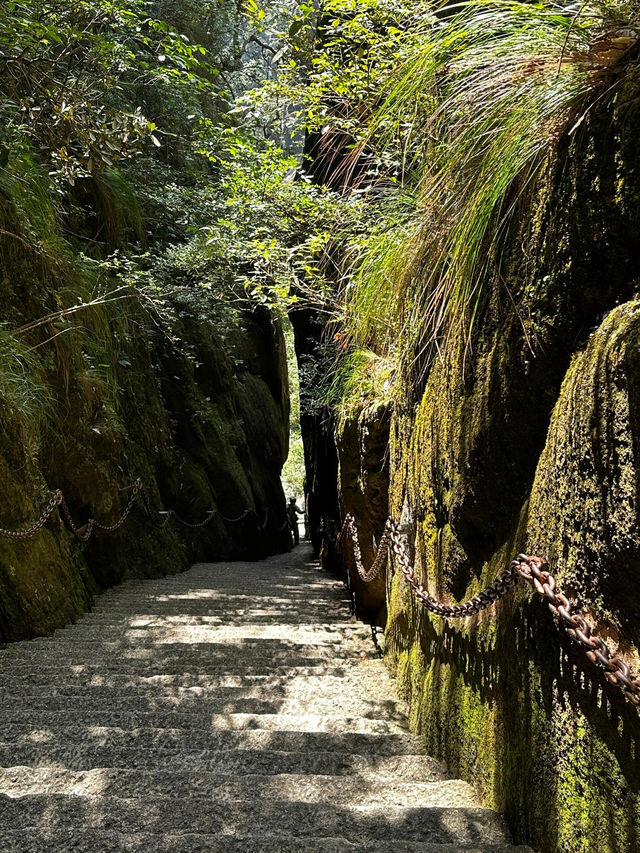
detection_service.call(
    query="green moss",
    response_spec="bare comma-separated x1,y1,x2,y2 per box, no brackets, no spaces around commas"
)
382,300,640,852
366,90,640,852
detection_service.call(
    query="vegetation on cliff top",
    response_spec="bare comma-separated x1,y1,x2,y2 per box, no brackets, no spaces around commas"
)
2,0,639,508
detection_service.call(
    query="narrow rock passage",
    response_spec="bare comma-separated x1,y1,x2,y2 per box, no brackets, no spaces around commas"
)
0,546,531,852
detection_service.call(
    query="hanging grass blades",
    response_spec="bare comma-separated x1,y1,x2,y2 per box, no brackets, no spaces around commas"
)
347,0,639,367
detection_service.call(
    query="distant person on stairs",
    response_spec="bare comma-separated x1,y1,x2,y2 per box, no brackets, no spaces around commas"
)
287,497,303,546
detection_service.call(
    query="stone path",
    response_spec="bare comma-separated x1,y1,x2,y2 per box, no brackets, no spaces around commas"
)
0,545,531,851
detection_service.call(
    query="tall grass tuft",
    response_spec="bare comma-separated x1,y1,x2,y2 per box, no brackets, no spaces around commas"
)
0,331,56,446
90,169,145,248
342,0,639,367
0,151,65,261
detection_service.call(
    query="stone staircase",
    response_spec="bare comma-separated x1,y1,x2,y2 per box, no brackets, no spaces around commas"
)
0,545,531,852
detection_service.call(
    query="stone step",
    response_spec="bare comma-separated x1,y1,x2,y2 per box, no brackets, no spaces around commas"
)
91,588,350,601
0,768,473,808
0,686,403,720
76,601,353,614
0,676,400,704
0,668,385,692
35,621,369,636
0,829,534,852
65,613,355,627
53,629,370,646
0,651,373,673
0,644,372,664
0,747,441,779
0,663,357,681
0,794,511,845
0,723,426,757
0,695,406,725
0,709,409,735
0,662,368,680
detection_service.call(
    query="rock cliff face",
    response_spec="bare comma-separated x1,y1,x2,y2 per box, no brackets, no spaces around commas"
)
323,89,640,850
0,241,290,642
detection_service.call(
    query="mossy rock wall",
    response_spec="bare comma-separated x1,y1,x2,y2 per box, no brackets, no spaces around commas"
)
0,242,290,642
336,405,391,624
332,93,640,851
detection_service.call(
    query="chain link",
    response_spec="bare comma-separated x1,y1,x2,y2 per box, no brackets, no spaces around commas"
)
338,512,640,708
340,513,393,582
59,479,143,542
0,479,264,542
387,520,519,617
0,490,63,541
513,554,640,706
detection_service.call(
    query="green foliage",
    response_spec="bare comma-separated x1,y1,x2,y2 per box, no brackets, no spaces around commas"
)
325,348,395,425
0,148,64,259
204,135,344,305
90,169,145,248
0,0,311,455
363,0,640,361
279,0,640,410
281,316,305,498
4,0,637,480
0,331,55,446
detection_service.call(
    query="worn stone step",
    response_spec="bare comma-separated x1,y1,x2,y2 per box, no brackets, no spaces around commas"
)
83,601,350,611
0,687,403,722
0,661,368,679
87,596,352,612
52,630,370,647
0,768,474,808
0,663,357,682
0,668,385,693
0,723,426,758
0,709,409,734
0,829,534,852
90,589,350,603
0,694,291,716
0,691,400,720
0,688,404,723
0,746,441,779
34,621,369,637
64,614,355,629
0,794,511,845
0,653,372,676
0,645,372,666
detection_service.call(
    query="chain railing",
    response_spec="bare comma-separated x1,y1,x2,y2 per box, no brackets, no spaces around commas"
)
337,512,640,708
0,491,63,541
0,479,289,544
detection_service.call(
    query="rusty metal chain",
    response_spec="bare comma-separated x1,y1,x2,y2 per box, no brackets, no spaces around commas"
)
341,513,393,582
138,483,259,530
340,512,640,708
0,490,63,541
388,520,520,618
59,479,143,542
513,553,640,706
1,479,267,542
218,509,254,524
138,486,172,529
160,508,218,529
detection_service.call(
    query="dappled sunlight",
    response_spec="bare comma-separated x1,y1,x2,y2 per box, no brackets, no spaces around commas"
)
0,545,517,849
